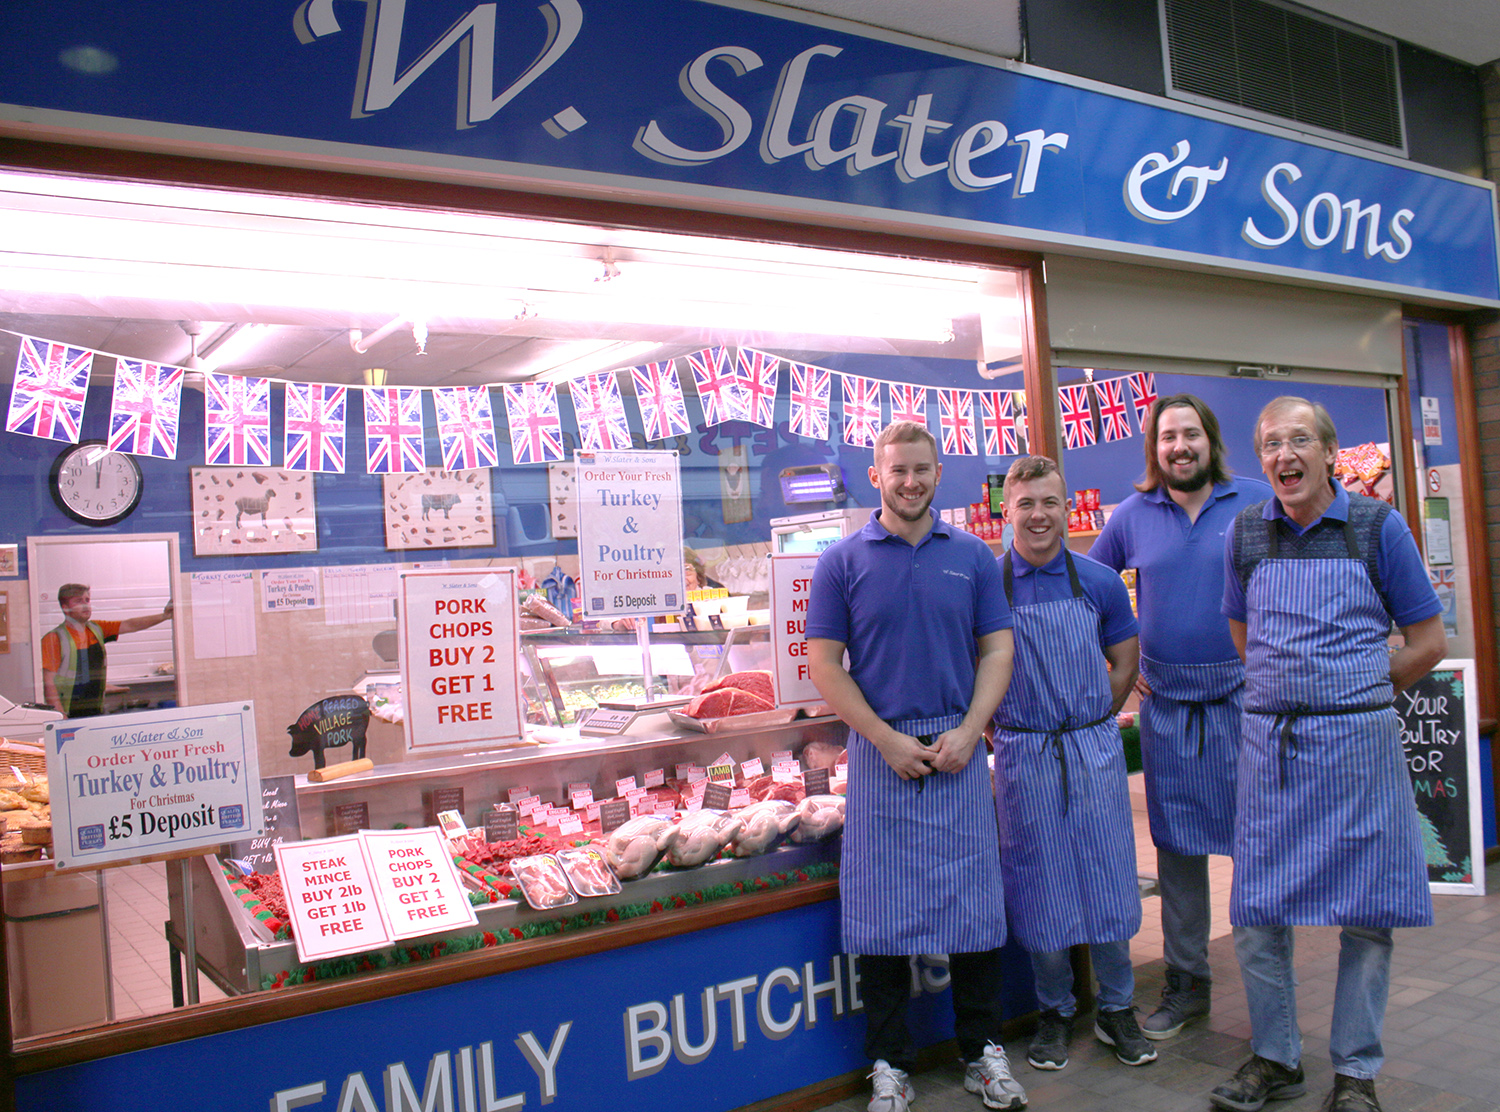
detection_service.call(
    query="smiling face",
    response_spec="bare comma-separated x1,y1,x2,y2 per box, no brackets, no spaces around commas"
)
1156,403,1212,493
1257,402,1337,526
1005,470,1069,566
870,436,942,527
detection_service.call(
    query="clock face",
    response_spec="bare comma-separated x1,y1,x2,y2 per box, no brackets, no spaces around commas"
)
50,441,144,527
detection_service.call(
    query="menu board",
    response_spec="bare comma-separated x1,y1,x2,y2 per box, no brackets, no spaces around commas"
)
226,775,301,874
399,568,523,753
1397,659,1485,896
575,450,685,619
769,553,822,707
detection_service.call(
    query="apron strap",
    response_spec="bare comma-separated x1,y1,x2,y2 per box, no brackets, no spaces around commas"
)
1253,701,1393,788
1000,709,1114,814
1003,547,1084,606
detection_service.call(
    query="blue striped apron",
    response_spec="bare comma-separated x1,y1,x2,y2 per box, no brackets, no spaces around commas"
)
991,551,1141,952
1138,654,1244,856
841,712,1008,954
1230,522,1432,928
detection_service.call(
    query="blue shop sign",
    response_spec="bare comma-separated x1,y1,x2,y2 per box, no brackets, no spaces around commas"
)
1,0,1495,303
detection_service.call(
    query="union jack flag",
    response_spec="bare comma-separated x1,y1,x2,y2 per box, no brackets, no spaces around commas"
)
979,390,1022,456
108,359,183,459
1126,371,1158,431
735,348,780,428
889,382,928,426
788,362,831,440
363,387,426,473
937,389,976,455
1095,377,1134,442
502,382,564,465
1429,567,1455,591
1058,383,1097,450
686,346,743,426
572,371,632,451
285,383,347,473
204,372,272,466
841,374,882,448
629,360,690,441
6,337,93,443
432,385,499,470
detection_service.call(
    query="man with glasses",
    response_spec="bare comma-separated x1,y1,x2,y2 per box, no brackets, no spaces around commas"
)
1091,395,1271,1040
1211,397,1445,1112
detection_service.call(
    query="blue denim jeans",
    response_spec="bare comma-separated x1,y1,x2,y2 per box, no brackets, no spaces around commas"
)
1232,923,1393,1079
1157,849,1213,980
1030,940,1135,1016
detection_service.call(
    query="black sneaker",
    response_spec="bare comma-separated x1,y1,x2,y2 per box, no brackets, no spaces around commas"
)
1141,967,1211,1040
1322,1075,1382,1112
1210,1056,1308,1112
1026,1009,1072,1071
1093,1007,1157,1066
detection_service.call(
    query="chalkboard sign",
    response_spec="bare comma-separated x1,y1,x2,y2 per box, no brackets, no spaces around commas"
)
227,775,301,874
1396,659,1485,896
286,694,370,770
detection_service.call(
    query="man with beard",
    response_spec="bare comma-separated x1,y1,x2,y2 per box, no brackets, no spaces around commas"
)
1090,395,1272,1039
807,420,1024,1112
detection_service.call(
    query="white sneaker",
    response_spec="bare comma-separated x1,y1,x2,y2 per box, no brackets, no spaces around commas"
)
868,1059,916,1112
964,1042,1028,1109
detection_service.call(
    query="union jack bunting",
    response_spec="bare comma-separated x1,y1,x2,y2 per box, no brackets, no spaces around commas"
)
841,373,882,448
572,371,632,451
285,383,347,473
937,388,976,456
1095,377,1134,442
204,372,272,466
1126,371,1158,431
979,390,1022,456
629,360,690,441
735,348,781,428
889,382,928,427
502,382,565,465
363,387,426,474
5,337,92,442
432,385,499,470
108,359,183,459
1058,383,1097,450
686,346,743,426
788,362,831,441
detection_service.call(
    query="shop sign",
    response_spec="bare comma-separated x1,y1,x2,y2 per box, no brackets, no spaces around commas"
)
1,1,1496,302
576,450,685,619
44,700,261,870
769,553,822,707
398,568,524,753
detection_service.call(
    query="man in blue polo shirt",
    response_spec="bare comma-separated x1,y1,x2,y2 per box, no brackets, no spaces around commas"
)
1212,397,1445,1112
1090,395,1272,1039
990,455,1153,1074
807,420,1023,1112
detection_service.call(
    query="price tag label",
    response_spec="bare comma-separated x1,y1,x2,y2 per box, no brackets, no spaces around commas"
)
599,798,632,834
740,757,765,779
615,775,638,795
506,786,531,803
557,816,584,836
643,768,665,788
802,767,831,796
703,782,733,811
570,788,595,808
484,807,519,842
729,788,751,808
708,762,736,784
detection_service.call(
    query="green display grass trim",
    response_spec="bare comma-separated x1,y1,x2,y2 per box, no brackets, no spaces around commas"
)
261,861,838,990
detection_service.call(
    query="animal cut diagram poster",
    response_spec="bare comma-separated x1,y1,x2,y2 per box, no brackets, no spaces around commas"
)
382,468,494,550
190,468,317,556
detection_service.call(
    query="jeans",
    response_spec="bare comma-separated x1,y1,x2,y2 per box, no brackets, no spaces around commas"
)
860,950,1006,1069
1233,924,1394,1079
1030,939,1135,1016
1157,848,1212,979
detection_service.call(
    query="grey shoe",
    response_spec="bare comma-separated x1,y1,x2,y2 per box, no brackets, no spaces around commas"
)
1210,1056,1307,1112
1322,1075,1382,1112
1093,1007,1158,1066
868,1059,915,1112
1141,967,1211,1040
963,1042,1027,1109
1026,1009,1072,1071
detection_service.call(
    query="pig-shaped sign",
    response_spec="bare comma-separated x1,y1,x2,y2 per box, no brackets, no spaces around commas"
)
286,695,370,770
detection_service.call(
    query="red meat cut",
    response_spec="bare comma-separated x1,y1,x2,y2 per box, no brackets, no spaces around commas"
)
685,686,774,718
703,669,775,704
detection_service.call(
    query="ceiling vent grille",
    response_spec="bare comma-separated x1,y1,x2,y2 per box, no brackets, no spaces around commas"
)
1162,0,1403,151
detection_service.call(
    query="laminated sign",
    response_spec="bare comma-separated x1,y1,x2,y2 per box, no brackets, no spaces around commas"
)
576,450,685,619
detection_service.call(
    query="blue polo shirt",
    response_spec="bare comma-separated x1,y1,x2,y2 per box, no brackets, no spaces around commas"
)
1221,482,1442,627
1002,547,1139,649
1091,477,1272,664
806,509,1012,724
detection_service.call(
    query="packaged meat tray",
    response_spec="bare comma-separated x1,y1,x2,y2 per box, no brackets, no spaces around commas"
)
667,707,797,734
509,854,578,910
555,847,622,897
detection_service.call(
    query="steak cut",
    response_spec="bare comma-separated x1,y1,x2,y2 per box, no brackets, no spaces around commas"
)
703,669,775,704
685,686,774,718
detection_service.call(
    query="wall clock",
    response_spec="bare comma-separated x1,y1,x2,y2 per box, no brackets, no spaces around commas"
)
49,441,144,527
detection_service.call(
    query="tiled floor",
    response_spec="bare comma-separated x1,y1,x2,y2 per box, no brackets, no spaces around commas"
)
103,860,224,1019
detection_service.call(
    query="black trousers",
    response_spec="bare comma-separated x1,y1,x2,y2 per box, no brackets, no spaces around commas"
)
860,949,1006,1070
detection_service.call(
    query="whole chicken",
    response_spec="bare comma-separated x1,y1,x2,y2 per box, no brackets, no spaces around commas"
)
665,810,743,868
604,815,675,880
788,794,846,843
728,799,801,857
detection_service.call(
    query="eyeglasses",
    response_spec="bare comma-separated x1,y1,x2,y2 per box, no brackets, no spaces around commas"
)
1258,435,1318,457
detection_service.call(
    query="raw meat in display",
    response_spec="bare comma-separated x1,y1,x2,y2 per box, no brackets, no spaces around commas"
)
510,854,577,909
745,773,805,804
556,847,621,897
728,800,801,857
684,686,774,718
789,794,846,843
605,815,675,879
801,740,845,769
664,810,743,868
703,669,775,704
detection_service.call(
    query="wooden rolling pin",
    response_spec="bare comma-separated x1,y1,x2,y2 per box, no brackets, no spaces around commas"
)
308,758,374,783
